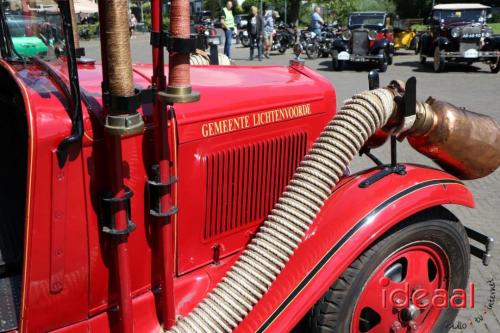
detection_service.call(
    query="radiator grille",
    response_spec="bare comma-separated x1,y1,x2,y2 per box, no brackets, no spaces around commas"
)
352,31,369,55
460,41,479,53
204,133,307,239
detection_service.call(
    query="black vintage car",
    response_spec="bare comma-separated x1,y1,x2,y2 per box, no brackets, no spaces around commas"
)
418,4,500,73
331,11,395,72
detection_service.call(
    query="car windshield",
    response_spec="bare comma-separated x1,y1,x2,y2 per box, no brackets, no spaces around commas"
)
433,9,486,24
2,0,64,59
349,14,385,28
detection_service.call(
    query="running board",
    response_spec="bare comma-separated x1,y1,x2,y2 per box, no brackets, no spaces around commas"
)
465,226,494,266
0,275,20,332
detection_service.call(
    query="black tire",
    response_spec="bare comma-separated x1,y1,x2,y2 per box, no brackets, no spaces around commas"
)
241,36,250,47
306,41,320,59
490,57,500,74
433,46,446,73
420,54,426,65
307,207,470,333
331,50,344,71
378,50,388,73
279,46,287,54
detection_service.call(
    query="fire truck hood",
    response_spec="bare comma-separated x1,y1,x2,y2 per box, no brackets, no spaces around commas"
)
76,63,335,142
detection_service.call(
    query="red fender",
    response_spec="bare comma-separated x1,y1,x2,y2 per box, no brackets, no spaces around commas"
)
236,164,474,333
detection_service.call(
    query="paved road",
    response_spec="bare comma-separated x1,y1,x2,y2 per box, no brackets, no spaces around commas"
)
82,34,500,332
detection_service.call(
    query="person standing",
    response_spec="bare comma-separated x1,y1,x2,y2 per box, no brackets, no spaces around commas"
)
263,9,274,59
221,1,235,60
310,6,324,36
247,6,264,61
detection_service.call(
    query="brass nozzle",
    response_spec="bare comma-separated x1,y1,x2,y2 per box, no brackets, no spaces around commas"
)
407,99,500,180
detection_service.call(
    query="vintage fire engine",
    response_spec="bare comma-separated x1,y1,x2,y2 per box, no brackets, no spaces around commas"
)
0,1,499,333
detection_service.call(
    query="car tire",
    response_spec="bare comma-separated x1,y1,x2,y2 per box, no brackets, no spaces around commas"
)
307,207,470,333
490,57,500,74
433,46,446,73
331,51,344,71
378,50,388,73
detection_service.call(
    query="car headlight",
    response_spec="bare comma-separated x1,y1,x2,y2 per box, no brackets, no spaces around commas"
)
451,27,461,39
483,28,493,38
342,30,352,41
368,30,378,41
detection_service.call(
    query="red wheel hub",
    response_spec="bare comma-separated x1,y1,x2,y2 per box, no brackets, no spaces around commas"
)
351,242,449,332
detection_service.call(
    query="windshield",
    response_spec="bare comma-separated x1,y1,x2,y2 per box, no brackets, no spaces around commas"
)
2,0,64,58
349,14,386,28
433,10,486,24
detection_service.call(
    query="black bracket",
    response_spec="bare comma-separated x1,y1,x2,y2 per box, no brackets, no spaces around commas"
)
100,187,136,236
359,71,408,188
102,86,156,114
466,226,494,266
150,31,197,53
148,165,178,219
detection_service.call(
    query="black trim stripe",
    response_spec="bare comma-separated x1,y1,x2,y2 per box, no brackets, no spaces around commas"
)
257,178,463,332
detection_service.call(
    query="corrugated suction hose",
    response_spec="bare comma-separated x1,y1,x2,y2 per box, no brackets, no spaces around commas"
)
168,88,396,333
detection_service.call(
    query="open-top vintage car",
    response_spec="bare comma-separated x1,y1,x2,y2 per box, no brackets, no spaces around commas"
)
0,1,500,333
418,3,500,73
331,11,395,72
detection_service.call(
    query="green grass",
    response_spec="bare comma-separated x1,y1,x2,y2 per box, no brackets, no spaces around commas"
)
490,23,500,34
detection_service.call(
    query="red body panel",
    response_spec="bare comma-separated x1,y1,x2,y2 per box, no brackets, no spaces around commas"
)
0,57,474,332
236,166,473,332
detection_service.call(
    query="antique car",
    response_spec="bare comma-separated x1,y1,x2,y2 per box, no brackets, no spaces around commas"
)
331,11,395,72
393,18,423,51
418,3,500,73
0,1,500,333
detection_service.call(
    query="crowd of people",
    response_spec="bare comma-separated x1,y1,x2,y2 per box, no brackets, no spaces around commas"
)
220,0,281,61
219,1,326,62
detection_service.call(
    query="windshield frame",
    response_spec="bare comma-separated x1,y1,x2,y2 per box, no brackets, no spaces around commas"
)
431,9,487,25
348,13,387,29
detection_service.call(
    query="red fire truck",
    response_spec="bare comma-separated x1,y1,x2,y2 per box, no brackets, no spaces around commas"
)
0,1,499,332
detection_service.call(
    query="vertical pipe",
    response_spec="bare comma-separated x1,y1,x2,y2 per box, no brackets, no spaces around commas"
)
68,0,80,49
97,1,139,333
168,0,191,90
151,0,176,329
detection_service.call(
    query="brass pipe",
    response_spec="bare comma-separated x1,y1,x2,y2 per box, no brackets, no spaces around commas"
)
407,98,500,180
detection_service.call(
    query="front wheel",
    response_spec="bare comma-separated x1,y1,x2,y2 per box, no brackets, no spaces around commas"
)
378,50,389,72
307,208,470,333
490,57,500,73
433,46,446,72
241,34,250,47
306,41,320,59
331,50,345,71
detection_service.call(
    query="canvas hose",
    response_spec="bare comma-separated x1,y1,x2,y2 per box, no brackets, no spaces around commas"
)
167,88,396,333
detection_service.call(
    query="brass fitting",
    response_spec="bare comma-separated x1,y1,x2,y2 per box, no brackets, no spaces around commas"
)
407,98,500,180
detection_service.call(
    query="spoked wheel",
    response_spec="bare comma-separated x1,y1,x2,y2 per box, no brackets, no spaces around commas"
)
306,42,320,59
307,208,470,333
490,57,500,74
433,46,446,73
